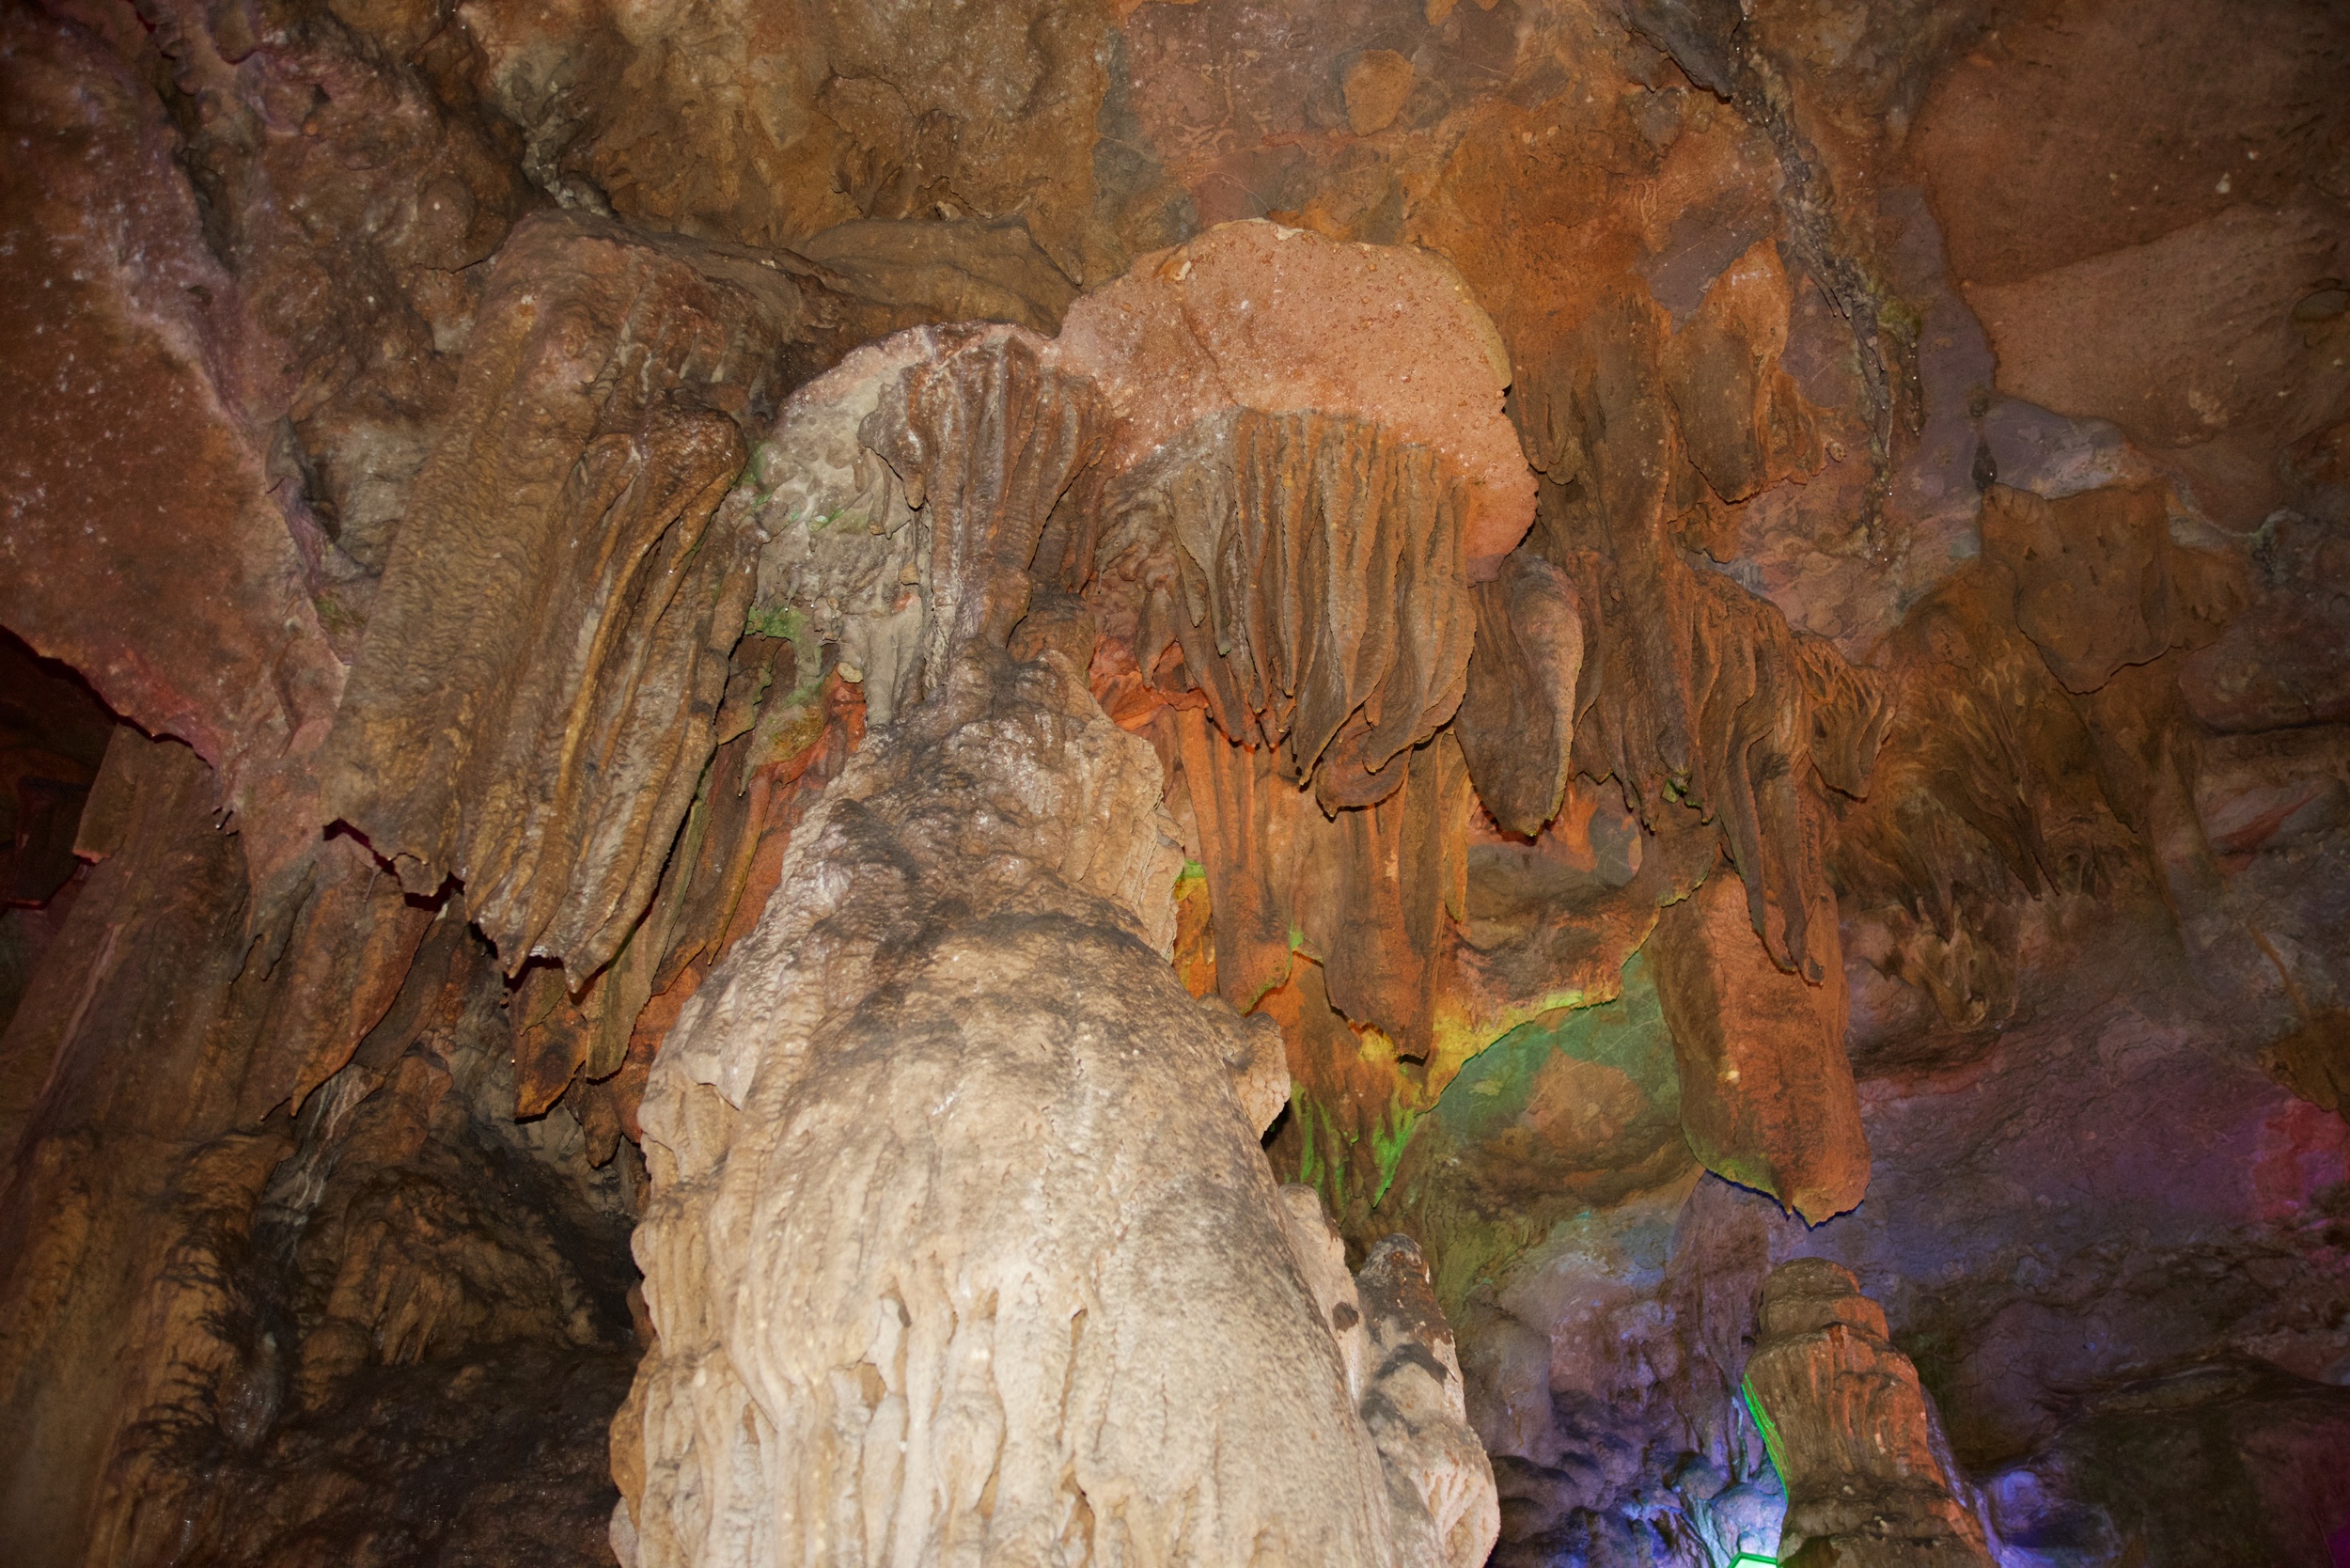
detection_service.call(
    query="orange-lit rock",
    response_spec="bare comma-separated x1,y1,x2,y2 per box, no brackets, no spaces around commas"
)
1743,1260,1990,1565
1651,868,1869,1223
1059,220,1533,575
1454,551,1583,838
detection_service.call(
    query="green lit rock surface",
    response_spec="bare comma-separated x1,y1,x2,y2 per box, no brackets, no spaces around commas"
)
1384,951,1694,1315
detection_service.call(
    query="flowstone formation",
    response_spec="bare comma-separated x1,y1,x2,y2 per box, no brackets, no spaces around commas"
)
612,224,1527,1568
618,640,1484,1566
3,0,2350,1564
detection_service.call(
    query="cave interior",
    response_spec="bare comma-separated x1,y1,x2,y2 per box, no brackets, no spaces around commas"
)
3,0,2349,1564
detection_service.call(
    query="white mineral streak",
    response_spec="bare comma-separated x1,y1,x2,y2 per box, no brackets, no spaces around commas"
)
744,331,941,728
614,640,1494,1566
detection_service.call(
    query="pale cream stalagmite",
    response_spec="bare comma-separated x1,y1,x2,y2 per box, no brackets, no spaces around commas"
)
617,635,1487,1567
615,222,1513,1567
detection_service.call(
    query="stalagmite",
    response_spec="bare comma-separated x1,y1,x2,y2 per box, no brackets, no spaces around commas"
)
7,8,2350,1562
617,635,1488,1566
613,226,1508,1564
1742,1260,1991,1566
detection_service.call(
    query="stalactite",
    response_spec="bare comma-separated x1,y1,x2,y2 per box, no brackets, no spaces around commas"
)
321,215,803,981
1109,411,1475,810
868,327,1104,678
1513,276,1896,985
1453,551,1585,839
1171,704,1294,1014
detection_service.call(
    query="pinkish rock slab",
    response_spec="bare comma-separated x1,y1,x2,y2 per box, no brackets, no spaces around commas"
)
1054,220,1536,575
0,13,343,890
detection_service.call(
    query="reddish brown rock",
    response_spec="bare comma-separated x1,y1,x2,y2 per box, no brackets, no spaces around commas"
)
1910,0,2348,290
1831,635,2097,1031
127,0,529,579
1568,541,1891,984
1,724,641,1568
1121,0,1525,229
1449,776,1721,1065
0,635,112,917
0,12,343,883
1173,706,1301,1014
1102,16,1898,990
0,732,277,1561
1662,239,1824,506
1966,209,2348,525
1911,0,2350,527
2177,511,2350,733
1344,49,1418,136
1057,220,1534,575
1498,264,1892,984
1978,482,2226,695
462,0,1114,280
795,217,1081,335
234,835,439,1121
1318,731,1473,1059
1650,867,1869,1223
1108,407,1480,809
1454,551,1584,838
1743,1260,1990,1566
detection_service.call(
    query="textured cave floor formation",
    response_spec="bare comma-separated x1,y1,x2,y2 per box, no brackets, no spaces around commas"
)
1,0,2348,1564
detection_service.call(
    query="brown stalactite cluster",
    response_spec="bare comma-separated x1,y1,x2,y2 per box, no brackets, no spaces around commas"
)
2,0,2349,1563
1118,408,1477,812
321,215,791,980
